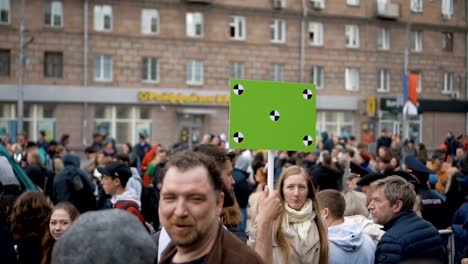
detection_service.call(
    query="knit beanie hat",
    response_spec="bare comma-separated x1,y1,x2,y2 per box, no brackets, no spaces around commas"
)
52,209,156,264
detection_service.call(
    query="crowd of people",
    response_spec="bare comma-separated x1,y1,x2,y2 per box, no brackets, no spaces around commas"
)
0,129,467,264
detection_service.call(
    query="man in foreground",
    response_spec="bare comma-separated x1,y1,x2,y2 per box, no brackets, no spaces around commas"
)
158,151,264,264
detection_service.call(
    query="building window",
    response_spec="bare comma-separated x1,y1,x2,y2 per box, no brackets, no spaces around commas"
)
345,67,359,91
230,62,244,79
377,69,390,92
24,104,56,142
0,104,15,138
345,25,359,48
410,70,422,93
270,19,286,44
316,111,353,138
311,66,324,89
141,9,159,35
186,12,203,38
44,52,62,78
0,49,9,76
309,22,323,46
94,55,112,82
94,5,112,31
187,60,203,85
142,57,159,83
442,72,453,94
270,64,283,81
411,0,423,13
442,32,453,52
0,0,10,24
442,0,453,19
44,1,63,27
377,28,390,50
410,31,423,52
230,16,246,41
95,105,152,145
347,0,360,6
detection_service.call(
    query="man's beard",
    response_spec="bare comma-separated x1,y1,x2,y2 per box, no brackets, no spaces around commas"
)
168,219,200,247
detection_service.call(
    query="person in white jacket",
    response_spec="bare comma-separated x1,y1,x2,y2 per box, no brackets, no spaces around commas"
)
317,189,375,264
114,153,142,200
342,189,385,245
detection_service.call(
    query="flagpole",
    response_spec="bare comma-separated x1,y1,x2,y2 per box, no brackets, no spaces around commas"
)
267,150,274,194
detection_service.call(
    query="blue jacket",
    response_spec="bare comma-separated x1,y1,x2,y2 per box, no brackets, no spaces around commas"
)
375,210,445,264
232,168,255,208
452,202,468,263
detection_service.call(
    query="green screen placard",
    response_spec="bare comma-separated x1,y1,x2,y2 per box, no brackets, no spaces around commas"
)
229,79,316,151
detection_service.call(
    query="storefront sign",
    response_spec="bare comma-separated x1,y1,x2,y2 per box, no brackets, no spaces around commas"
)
366,97,377,117
380,97,403,113
138,91,230,105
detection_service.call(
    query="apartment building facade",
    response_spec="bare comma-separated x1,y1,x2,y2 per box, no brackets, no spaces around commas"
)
0,0,467,150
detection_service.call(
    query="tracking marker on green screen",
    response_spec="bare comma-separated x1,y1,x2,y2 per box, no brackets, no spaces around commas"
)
229,79,317,151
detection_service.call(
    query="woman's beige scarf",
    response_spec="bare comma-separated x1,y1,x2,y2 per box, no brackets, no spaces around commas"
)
284,198,315,242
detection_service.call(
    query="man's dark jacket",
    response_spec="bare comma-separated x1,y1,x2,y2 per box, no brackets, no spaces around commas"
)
375,210,445,264
52,154,97,213
232,168,255,208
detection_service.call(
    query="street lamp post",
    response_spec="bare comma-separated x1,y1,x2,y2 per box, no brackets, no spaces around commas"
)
17,0,25,135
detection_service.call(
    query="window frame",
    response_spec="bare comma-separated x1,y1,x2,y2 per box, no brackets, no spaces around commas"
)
0,0,10,25
270,19,286,44
186,12,204,38
345,25,359,48
141,9,159,35
94,5,113,32
345,67,360,91
442,72,453,94
347,0,360,6
95,105,152,145
186,59,204,85
311,65,324,89
0,49,10,77
94,55,113,82
441,0,453,18
411,0,423,13
230,62,244,79
377,27,390,50
229,16,246,41
410,31,423,52
442,32,453,52
44,0,63,28
377,69,390,93
142,57,159,83
44,51,63,78
270,64,284,81
309,22,323,47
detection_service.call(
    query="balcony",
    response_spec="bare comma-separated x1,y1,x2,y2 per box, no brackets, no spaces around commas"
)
377,1,400,20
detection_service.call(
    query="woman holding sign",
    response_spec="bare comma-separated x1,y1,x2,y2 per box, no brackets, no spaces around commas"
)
248,165,328,264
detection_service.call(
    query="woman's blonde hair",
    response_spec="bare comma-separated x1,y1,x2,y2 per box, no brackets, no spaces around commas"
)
342,189,369,217
273,165,328,264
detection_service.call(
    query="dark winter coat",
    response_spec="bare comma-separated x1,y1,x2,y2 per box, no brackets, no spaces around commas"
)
232,168,255,208
375,210,445,264
0,218,17,264
53,154,97,213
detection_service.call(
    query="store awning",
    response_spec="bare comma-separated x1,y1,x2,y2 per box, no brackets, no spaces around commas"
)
419,99,468,113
